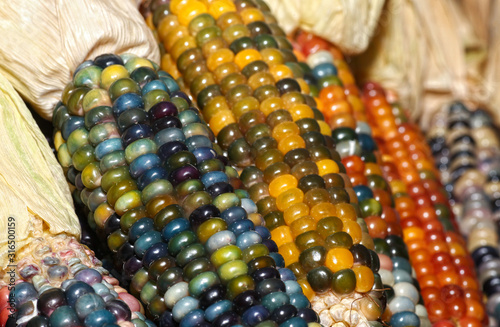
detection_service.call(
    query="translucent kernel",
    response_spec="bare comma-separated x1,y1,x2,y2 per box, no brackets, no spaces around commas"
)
278,134,306,154
288,104,314,122
272,121,300,142
284,202,310,225
178,1,209,26
342,221,363,244
326,248,354,272
268,174,298,198
271,225,294,247
240,8,265,24
316,159,339,176
270,64,294,81
234,49,263,70
209,110,235,136
279,242,300,266
335,203,357,222
260,97,284,116
206,49,235,71
318,121,331,135
352,266,375,292
290,216,317,238
208,0,236,19
310,202,337,221
298,279,316,300
276,188,304,212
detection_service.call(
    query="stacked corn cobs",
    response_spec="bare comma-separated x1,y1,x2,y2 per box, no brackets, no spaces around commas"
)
7,1,488,327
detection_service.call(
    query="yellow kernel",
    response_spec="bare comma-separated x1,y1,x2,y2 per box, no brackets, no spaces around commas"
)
269,174,298,198
310,202,337,221
318,121,331,136
326,248,354,273
271,225,293,247
276,188,304,212
206,48,235,71
278,134,306,154
208,0,236,19
316,159,339,176
178,1,208,26
298,279,315,300
288,104,314,121
343,220,363,244
234,49,263,70
279,242,300,266
54,131,65,151
260,97,283,116
240,8,265,24
353,266,375,293
272,121,300,142
284,203,310,226
209,110,236,136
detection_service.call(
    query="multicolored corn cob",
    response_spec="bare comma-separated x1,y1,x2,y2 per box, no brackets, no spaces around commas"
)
429,102,500,325
50,52,316,327
145,1,385,326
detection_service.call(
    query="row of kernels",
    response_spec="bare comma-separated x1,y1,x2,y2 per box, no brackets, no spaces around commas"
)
363,84,486,326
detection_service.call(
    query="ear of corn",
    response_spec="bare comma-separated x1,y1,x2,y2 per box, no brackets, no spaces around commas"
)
146,1,388,326
0,68,142,326
45,52,319,327
428,102,500,325
289,33,429,327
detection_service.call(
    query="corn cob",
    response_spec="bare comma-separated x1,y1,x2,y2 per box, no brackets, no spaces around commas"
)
0,73,146,327
1,235,148,327
361,83,487,326
428,102,500,325
291,32,429,327
51,52,318,327
146,1,385,326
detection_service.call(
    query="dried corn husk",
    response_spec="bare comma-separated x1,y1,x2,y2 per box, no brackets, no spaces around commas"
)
484,1,500,125
265,0,386,55
350,0,489,129
0,0,159,121
0,71,80,275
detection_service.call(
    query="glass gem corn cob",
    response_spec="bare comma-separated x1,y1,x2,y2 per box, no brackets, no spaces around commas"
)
49,52,316,327
146,1,386,326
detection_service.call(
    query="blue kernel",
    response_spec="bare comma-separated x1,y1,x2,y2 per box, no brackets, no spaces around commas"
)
201,171,229,188
236,231,262,249
254,226,271,240
230,220,255,236
221,206,248,225
312,63,337,80
129,153,161,179
95,138,123,160
162,218,190,242
142,80,168,96
193,147,218,163
389,311,420,327
134,230,162,258
112,93,144,117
